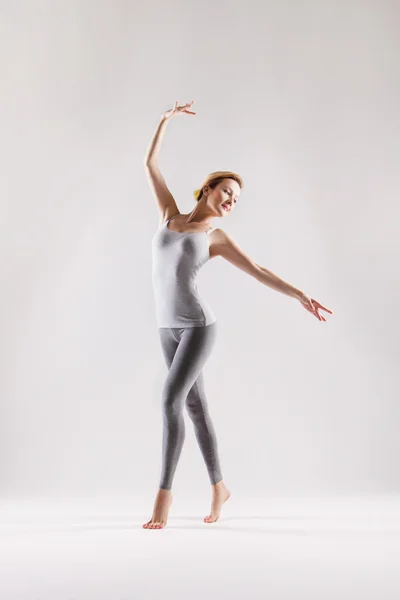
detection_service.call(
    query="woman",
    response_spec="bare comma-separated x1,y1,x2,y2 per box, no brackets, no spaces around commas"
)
143,101,333,530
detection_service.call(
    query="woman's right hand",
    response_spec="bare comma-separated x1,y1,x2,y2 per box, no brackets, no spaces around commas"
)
297,291,333,322
161,100,196,121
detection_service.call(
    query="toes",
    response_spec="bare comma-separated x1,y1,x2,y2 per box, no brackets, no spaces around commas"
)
204,515,218,523
144,519,167,529
147,521,163,529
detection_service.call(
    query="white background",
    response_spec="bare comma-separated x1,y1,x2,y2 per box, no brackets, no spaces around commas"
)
1,0,399,502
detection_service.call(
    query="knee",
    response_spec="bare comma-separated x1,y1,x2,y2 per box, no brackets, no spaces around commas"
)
185,393,206,419
162,383,184,417
185,400,197,418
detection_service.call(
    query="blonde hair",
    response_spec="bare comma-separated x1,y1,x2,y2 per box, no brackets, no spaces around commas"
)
193,171,244,202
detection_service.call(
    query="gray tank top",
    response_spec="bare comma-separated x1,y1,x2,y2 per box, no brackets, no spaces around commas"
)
151,214,217,328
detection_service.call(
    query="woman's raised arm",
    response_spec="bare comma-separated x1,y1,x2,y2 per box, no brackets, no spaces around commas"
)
144,102,195,223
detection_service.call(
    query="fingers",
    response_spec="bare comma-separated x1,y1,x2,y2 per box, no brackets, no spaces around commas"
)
304,301,322,321
299,291,333,321
313,299,333,314
305,303,318,319
175,100,195,112
310,298,334,319
317,304,333,314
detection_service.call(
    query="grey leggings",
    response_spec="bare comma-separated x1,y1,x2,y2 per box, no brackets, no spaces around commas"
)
158,322,223,490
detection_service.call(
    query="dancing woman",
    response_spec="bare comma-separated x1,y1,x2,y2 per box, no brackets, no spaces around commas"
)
143,101,333,530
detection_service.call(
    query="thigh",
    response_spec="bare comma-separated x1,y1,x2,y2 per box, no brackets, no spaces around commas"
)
166,323,217,398
158,327,180,370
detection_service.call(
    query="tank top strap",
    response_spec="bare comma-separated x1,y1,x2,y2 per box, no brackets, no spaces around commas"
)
206,227,214,235
167,213,180,223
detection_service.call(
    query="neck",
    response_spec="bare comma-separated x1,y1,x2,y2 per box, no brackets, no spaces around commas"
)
185,199,213,227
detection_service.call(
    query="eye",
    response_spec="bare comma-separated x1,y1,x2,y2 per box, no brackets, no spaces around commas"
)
224,189,238,204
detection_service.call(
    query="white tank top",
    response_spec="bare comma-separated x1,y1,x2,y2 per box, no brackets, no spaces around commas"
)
151,214,217,328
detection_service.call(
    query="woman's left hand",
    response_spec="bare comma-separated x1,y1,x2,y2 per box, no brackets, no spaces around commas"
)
297,292,333,322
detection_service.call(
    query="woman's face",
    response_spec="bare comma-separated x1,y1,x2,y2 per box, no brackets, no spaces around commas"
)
205,178,241,217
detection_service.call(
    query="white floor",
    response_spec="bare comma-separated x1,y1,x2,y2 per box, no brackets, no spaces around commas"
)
0,494,399,600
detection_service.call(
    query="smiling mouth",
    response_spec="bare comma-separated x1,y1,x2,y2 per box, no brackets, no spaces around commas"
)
222,203,230,211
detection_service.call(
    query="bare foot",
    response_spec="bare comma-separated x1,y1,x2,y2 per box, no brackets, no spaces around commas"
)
204,480,231,523
143,488,173,529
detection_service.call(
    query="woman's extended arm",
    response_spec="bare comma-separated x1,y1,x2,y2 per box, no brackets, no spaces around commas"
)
144,118,177,221
255,264,301,299
211,228,333,321
144,116,169,167
144,102,196,222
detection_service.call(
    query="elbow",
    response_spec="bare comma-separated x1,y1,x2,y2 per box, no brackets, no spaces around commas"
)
144,158,157,168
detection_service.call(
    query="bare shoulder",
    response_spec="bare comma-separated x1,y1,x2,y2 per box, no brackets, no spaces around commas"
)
208,228,233,259
208,228,260,279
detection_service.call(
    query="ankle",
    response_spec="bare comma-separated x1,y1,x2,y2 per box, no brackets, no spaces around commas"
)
212,480,225,489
